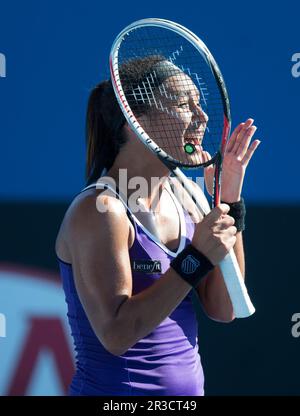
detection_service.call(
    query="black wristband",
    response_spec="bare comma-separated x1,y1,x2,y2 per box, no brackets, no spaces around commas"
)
170,244,214,288
221,197,246,232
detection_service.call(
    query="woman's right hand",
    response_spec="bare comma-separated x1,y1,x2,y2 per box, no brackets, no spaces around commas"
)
192,204,237,265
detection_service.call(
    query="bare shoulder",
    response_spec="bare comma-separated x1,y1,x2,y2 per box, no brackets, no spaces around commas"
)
55,187,136,354
55,187,134,263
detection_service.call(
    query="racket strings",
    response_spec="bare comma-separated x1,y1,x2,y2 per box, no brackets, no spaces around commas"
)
116,26,225,167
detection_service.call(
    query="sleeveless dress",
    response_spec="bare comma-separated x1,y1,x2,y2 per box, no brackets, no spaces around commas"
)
57,181,204,396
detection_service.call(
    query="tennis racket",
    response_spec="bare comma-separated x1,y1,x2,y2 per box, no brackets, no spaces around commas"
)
109,18,255,318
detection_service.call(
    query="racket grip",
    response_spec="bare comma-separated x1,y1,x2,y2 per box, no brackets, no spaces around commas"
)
219,249,255,318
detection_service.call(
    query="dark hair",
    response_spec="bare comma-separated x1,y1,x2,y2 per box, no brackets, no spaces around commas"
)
85,55,166,185
85,80,126,185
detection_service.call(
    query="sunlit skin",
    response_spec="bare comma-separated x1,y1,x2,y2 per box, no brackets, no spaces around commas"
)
131,71,261,322
138,73,209,165
56,67,262,344
107,95,260,322
137,72,260,202
203,118,260,202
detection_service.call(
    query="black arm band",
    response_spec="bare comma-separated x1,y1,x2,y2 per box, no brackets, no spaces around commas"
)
170,244,214,288
221,197,246,232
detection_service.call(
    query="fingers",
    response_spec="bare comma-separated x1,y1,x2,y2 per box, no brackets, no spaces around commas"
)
195,217,237,265
226,122,245,153
225,118,261,169
192,206,237,265
227,119,254,153
235,125,257,159
206,204,230,225
209,235,237,263
241,139,261,165
231,119,255,155
217,224,237,237
213,215,236,231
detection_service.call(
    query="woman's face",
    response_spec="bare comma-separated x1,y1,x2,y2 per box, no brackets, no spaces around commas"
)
138,73,209,164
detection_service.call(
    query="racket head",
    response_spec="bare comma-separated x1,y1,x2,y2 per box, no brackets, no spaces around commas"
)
108,20,257,320
110,18,231,173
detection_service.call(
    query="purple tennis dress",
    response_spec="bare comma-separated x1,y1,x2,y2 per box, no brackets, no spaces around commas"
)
58,181,204,396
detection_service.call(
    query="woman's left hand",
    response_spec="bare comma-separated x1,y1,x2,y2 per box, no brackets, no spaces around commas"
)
203,118,261,203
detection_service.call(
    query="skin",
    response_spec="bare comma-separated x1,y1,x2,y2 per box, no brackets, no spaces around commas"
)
55,72,260,355
203,118,260,202
139,73,209,165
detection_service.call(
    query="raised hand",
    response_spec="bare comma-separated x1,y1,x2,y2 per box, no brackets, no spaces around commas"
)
192,204,237,265
204,118,261,202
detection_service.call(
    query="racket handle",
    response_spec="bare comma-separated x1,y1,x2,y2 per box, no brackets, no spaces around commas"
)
219,249,255,318
172,168,255,318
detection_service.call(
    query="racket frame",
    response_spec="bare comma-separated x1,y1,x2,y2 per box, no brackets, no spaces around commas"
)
109,18,255,318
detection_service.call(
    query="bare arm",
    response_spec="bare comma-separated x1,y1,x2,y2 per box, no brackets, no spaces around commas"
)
170,177,240,323
195,232,244,322
193,118,260,322
66,191,235,355
67,192,192,356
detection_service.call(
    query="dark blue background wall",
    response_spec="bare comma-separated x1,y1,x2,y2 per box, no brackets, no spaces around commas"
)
0,0,299,201
0,0,299,396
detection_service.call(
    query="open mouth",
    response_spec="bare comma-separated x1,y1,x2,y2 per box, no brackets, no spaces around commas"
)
184,137,203,149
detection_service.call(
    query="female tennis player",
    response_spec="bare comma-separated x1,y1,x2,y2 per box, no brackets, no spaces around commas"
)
55,56,260,396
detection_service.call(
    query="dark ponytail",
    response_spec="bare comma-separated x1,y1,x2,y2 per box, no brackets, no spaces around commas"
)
85,55,167,186
85,80,126,185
